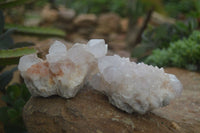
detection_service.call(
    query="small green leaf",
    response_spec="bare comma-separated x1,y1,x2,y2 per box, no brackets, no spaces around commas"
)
0,29,15,49
5,24,66,37
0,67,17,92
175,21,188,33
0,66,4,71
0,47,36,65
14,99,25,111
0,10,4,34
21,84,31,101
7,108,18,119
187,18,198,31
0,83,29,133
10,42,35,49
1,95,13,105
7,84,21,100
0,47,36,57
0,106,9,124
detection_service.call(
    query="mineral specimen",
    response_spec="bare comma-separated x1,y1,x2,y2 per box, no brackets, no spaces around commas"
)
90,55,182,114
19,39,182,114
18,39,107,98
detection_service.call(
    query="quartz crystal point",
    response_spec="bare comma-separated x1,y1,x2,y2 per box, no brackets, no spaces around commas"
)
18,39,108,98
90,55,182,114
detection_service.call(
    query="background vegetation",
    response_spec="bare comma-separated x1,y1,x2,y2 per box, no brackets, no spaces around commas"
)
145,30,200,71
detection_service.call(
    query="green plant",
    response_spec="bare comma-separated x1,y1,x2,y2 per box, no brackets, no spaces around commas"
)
0,67,17,93
0,10,36,93
65,0,165,17
144,30,200,71
132,18,198,60
0,2,65,132
0,10,33,133
143,18,198,48
0,11,36,66
0,83,31,133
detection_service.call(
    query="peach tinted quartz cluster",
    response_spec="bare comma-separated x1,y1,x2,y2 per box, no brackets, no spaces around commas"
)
18,39,182,114
18,39,107,98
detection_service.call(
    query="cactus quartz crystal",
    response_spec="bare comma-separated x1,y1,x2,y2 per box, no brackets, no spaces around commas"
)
18,39,182,114
90,55,182,114
18,39,107,98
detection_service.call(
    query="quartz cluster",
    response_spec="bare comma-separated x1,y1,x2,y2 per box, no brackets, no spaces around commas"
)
18,39,107,98
90,55,182,114
18,39,182,114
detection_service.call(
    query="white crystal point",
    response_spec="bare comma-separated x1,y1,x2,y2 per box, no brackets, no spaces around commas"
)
86,39,108,58
168,74,183,97
98,55,128,74
46,40,67,63
18,54,43,72
67,43,94,65
49,40,67,54
90,55,183,114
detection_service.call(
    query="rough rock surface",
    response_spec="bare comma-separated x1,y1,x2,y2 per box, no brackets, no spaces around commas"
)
23,88,174,133
23,68,200,133
150,12,175,25
58,6,76,21
41,4,58,22
96,13,121,34
73,14,97,36
120,18,129,33
74,14,97,27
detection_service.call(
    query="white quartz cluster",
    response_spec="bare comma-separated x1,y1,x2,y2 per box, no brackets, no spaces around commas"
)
18,39,107,98
90,55,182,114
18,39,182,114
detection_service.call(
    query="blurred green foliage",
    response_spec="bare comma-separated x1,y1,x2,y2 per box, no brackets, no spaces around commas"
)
64,0,163,17
65,0,128,17
145,31,200,71
2,0,198,19
0,11,36,66
163,0,200,18
0,83,30,133
63,0,200,18
132,18,198,60
65,0,163,17
32,0,48,7
0,10,33,133
143,18,198,48
0,0,32,9
0,67,17,93
31,0,164,17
